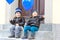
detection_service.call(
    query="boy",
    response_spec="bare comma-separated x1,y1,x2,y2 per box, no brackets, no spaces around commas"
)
23,11,44,39
9,8,25,38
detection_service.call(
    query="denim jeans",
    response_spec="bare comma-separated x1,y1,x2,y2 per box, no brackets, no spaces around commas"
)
24,25,39,38
10,25,23,37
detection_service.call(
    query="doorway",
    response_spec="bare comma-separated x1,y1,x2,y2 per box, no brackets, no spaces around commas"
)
18,0,44,17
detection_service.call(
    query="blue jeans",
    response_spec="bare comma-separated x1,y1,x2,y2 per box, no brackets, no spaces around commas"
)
24,25,39,38
10,25,23,37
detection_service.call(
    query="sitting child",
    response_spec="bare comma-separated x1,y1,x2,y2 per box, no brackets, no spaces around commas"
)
9,8,25,38
23,11,44,39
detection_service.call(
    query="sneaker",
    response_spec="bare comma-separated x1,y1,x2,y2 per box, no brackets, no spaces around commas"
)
15,36,20,38
22,36,28,39
29,37,35,39
9,35,15,38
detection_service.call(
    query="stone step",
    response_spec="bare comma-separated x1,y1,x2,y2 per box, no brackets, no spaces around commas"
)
0,30,53,40
0,38,29,40
0,24,53,40
0,30,24,38
0,24,52,31
35,31,53,40
0,30,10,38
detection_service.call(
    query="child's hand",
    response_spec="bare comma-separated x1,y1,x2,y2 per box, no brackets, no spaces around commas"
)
41,15,44,18
16,24,19,26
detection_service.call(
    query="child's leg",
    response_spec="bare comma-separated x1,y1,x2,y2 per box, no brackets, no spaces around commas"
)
31,26,39,38
23,25,31,38
15,26,23,38
10,25,15,36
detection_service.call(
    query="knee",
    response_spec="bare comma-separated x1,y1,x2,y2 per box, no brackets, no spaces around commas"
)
15,26,22,31
31,27,38,33
31,28,35,33
24,28,27,32
24,26,29,32
10,26,15,31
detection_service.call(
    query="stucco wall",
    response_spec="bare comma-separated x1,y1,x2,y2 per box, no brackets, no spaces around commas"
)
0,0,6,24
45,0,52,24
5,0,18,24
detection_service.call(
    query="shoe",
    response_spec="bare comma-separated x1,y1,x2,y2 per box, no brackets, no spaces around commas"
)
22,36,28,39
15,36,20,38
28,38,35,40
9,35,15,38
29,37,35,39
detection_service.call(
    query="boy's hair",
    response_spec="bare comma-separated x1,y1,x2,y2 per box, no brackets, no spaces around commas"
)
31,10,38,14
30,10,38,17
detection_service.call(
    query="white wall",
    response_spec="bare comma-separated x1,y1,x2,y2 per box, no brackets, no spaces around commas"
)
45,0,52,24
5,0,18,24
0,0,18,24
0,0,6,24
53,0,60,24
45,0,60,24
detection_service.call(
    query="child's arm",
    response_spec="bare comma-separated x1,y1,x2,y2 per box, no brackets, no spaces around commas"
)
19,17,25,26
10,18,15,25
27,18,34,25
39,15,44,21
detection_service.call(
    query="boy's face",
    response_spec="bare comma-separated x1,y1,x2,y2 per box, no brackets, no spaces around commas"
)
32,11,38,17
15,12,21,17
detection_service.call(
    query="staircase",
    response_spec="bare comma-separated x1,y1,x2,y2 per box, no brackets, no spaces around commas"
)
0,24,54,40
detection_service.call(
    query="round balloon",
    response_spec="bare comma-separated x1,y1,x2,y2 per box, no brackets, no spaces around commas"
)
22,0,34,11
6,0,14,5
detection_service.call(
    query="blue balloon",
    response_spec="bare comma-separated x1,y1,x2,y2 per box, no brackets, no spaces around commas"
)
6,0,14,4
22,0,34,11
